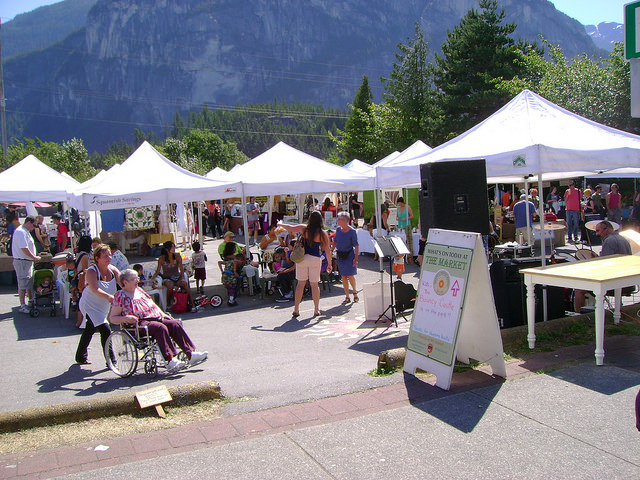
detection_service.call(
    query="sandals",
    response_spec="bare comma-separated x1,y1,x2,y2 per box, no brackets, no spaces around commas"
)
341,298,351,305
314,310,323,316
353,294,359,303
292,311,300,318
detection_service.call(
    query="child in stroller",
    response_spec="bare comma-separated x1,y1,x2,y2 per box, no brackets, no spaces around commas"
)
30,268,57,317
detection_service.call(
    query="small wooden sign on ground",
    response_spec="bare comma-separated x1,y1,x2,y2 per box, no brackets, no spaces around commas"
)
135,385,172,418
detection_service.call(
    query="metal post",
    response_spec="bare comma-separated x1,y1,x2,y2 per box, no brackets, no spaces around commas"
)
0,20,8,168
538,174,548,322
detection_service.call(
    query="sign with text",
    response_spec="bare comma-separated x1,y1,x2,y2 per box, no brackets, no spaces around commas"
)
626,1,640,59
407,243,472,366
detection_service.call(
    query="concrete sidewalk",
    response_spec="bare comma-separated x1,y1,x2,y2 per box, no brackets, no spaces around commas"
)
2,336,640,479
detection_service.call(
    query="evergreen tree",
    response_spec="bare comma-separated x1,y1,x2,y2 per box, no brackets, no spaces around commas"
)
432,0,525,142
381,23,433,149
333,75,376,163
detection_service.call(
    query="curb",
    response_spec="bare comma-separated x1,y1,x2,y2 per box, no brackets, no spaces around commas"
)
0,381,222,433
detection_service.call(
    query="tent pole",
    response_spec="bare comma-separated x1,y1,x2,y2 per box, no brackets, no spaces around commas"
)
524,179,531,245
198,202,203,246
374,170,385,305
241,184,250,254
538,174,548,322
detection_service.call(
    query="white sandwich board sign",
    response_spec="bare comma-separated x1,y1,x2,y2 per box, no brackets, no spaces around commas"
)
404,229,506,390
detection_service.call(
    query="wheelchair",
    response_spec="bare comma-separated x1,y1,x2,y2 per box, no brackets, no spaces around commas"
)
104,323,187,378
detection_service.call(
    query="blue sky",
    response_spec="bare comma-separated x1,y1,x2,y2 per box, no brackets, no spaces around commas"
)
0,0,630,25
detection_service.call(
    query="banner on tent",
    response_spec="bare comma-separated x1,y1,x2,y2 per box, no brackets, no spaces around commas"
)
88,195,144,209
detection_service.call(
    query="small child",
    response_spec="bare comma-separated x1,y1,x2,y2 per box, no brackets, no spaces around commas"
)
393,253,405,280
36,275,53,295
65,256,79,304
219,241,240,306
132,263,149,289
191,241,208,294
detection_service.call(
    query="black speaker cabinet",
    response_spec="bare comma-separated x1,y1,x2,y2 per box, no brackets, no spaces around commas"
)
419,159,489,237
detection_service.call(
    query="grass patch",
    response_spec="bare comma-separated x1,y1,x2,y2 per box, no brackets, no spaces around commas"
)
453,359,483,373
0,397,251,456
504,316,640,358
368,365,400,377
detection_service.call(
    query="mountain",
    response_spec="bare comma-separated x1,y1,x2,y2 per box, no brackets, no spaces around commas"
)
3,0,605,152
1,0,97,60
585,22,624,52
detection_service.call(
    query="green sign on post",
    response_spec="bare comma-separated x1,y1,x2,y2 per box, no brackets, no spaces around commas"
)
626,1,640,59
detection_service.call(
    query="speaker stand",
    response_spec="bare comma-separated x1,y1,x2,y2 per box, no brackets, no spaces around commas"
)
376,256,408,327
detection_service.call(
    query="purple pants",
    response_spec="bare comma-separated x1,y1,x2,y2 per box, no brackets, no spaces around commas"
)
138,317,195,361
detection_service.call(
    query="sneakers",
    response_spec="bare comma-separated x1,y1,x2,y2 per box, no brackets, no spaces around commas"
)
18,305,30,314
189,351,208,366
166,357,186,373
284,291,293,299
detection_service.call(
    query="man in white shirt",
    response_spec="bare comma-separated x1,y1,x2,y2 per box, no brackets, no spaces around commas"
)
12,216,42,313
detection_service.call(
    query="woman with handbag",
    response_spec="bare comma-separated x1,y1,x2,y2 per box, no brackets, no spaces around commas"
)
279,211,332,318
334,211,359,304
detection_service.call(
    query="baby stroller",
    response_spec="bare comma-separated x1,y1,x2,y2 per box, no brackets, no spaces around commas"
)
30,268,57,317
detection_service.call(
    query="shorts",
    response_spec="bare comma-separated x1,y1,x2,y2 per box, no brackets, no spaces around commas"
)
13,259,34,290
194,267,206,280
295,254,322,283
248,220,260,231
392,263,405,275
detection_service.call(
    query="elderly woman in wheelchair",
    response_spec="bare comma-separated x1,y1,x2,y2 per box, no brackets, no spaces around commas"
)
106,268,207,377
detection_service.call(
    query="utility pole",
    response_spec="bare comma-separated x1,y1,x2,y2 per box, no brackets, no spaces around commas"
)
0,20,7,168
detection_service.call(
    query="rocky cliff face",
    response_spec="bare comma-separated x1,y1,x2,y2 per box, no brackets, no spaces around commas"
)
585,22,624,52
4,0,604,151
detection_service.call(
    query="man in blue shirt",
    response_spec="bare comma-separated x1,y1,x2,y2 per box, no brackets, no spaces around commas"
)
513,194,537,244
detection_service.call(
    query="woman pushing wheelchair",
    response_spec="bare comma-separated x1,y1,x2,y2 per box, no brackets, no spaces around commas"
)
109,268,208,373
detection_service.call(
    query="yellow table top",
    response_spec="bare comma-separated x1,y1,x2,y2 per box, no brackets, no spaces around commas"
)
520,255,640,283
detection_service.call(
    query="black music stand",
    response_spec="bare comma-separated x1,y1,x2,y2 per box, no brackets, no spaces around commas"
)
374,236,411,327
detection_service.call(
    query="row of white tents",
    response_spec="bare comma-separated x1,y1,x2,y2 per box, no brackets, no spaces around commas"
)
3,89,640,226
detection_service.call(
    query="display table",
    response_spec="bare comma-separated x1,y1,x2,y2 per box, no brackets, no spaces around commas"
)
145,233,175,246
521,255,640,365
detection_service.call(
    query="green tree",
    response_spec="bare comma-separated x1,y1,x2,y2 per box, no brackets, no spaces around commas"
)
499,41,639,134
333,75,375,162
381,23,433,149
432,0,526,142
4,137,95,181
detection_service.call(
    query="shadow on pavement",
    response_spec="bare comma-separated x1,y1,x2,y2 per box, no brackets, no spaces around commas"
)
404,372,503,433
348,324,408,356
13,309,78,340
548,364,640,395
37,363,197,397
251,315,323,333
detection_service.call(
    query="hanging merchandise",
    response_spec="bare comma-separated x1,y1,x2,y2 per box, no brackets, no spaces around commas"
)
176,203,188,233
159,205,170,234
125,206,155,230
100,209,125,231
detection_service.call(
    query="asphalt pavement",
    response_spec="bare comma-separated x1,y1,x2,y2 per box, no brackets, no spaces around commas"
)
2,234,640,478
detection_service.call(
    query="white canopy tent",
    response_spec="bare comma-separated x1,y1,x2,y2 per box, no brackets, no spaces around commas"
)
68,142,239,211
222,142,376,195
0,155,81,202
343,159,374,176
377,89,640,187
205,166,228,180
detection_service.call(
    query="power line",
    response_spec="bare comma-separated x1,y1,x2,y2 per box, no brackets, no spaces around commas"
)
6,108,344,139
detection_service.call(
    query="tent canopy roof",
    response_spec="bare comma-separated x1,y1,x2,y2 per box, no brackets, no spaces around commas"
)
0,155,81,202
377,90,640,187
69,142,237,210
223,142,375,195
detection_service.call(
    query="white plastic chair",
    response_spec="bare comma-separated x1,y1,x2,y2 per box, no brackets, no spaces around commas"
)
141,268,167,310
